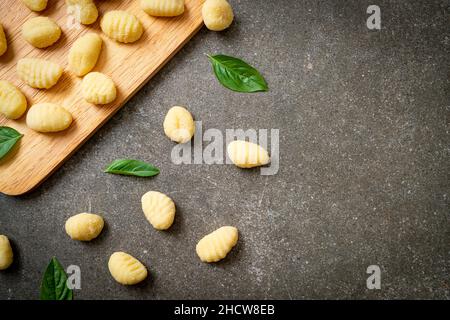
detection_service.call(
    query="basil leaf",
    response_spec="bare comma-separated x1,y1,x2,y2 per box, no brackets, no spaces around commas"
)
40,257,73,300
104,159,160,177
0,126,23,160
207,54,268,93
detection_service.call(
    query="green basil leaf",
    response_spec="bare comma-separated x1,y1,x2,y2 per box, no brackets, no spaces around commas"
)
40,257,73,300
207,54,268,93
0,126,23,160
104,159,160,177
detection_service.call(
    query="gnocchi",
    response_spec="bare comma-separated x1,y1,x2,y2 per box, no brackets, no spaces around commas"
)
68,33,102,76
0,24,6,57
141,191,176,230
17,58,63,89
22,17,61,49
196,226,238,263
81,72,117,105
141,0,185,17
65,213,104,241
163,106,195,144
0,81,27,119
0,235,13,270
227,140,270,168
100,10,143,43
26,103,73,132
66,0,98,25
202,0,234,31
108,252,148,285
22,0,48,12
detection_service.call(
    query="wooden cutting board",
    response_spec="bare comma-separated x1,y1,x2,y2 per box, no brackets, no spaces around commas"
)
0,0,204,196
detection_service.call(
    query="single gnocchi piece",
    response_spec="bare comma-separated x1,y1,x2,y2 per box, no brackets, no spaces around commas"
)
141,0,185,17
196,226,238,263
66,0,98,25
227,140,270,168
100,10,143,43
22,0,48,12
0,235,13,271
68,33,102,76
0,24,7,57
65,213,104,241
17,58,63,89
0,81,27,119
81,72,117,104
163,106,195,144
202,0,234,31
141,191,176,230
22,17,61,49
108,252,148,285
26,103,72,132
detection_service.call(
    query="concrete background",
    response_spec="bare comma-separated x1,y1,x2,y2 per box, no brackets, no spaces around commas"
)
1,0,449,299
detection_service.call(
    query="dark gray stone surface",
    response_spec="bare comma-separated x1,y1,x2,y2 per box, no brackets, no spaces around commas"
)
1,0,449,299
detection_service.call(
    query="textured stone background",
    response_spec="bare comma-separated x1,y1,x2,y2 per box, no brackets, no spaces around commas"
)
1,0,449,299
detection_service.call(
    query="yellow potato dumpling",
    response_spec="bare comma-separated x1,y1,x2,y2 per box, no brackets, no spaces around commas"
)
17,58,63,89
141,0,185,17
26,103,73,133
0,24,7,56
100,10,143,43
163,106,195,144
141,191,176,230
0,81,27,119
227,140,270,168
22,17,61,49
65,213,104,241
68,33,102,76
202,0,234,31
81,72,117,105
196,226,238,263
22,0,48,12
0,235,13,271
66,0,98,25
108,252,148,285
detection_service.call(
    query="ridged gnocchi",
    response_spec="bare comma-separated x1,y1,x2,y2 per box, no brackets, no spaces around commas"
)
108,252,148,285
22,0,48,12
163,106,195,144
0,235,13,271
81,72,117,104
100,10,143,43
26,103,73,132
0,24,7,57
68,33,102,76
202,0,234,31
22,17,61,49
141,0,185,17
141,191,176,230
196,226,238,263
227,140,270,168
66,0,98,25
65,213,104,241
0,81,27,119
17,58,63,89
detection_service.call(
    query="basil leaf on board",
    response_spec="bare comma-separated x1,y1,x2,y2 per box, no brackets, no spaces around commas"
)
0,126,23,160
40,257,73,300
207,54,268,93
104,159,160,177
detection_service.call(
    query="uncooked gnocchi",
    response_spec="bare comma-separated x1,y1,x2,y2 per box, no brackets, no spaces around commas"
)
0,235,13,271
202,0,234,31
17,58,63,89
163,106,195,144
108,252,148,285
100,10,143,43
141,0,185,17
141,191,176,230
227,140,270,168
26,103,72,132
22,17,61,49
0,24,7,57
81,72,117,104
0,81,27,119
65,213,104,241
22,0,48,12
68,33,102,76
66,0,98,25
196,226,238,263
